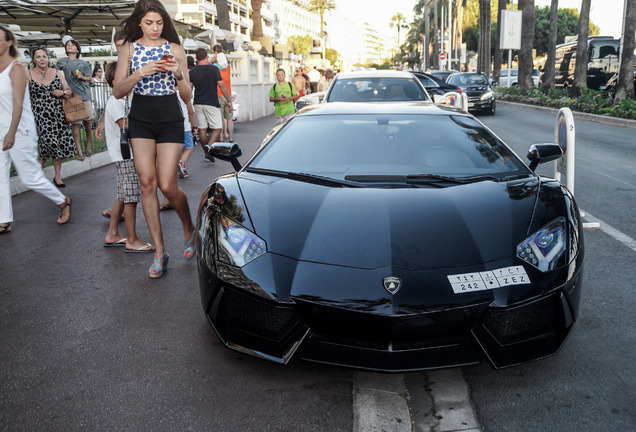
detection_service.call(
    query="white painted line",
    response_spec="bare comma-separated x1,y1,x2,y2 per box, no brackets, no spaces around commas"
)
353,372,411,432
581,209,636,253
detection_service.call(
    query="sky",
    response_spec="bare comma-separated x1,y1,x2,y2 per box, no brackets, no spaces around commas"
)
334,0,626,40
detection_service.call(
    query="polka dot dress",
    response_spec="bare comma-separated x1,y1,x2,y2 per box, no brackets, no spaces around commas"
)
29,75,75,160
131,42,176,96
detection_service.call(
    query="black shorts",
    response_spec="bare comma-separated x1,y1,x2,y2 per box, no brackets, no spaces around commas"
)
129,93,185,144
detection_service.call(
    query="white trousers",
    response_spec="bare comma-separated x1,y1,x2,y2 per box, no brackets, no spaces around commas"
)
0,129,66,224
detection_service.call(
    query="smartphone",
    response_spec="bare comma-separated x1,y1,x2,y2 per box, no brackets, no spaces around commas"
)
161,54,174,61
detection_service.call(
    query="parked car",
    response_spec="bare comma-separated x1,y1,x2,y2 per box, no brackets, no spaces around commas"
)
196,101,584,372
427,69,459,82
295,91,326,111
493,69,540,87
323,70,430,102
411,71,463,97
447,72,496,115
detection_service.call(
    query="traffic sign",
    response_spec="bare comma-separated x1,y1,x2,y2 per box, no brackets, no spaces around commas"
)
439,52,447,61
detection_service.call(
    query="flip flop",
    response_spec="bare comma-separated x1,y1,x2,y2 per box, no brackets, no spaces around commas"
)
159,202,174,211
124,243,155,253
0,223,11,235
104,238,127,247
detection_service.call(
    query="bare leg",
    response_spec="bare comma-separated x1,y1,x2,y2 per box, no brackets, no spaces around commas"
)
156,143,195,242
71,123,84,158
123,202,153,250
53,158,63,184
198,127,209,156
131,138,163,260
84,120,93,154
180,147,193,166
226,119,234,142
105,199,125,244
209,128,222,144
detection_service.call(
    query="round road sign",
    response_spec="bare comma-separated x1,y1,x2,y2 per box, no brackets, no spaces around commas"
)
439,52,447,61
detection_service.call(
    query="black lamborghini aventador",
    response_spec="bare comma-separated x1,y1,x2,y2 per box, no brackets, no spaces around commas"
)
195,102,584,372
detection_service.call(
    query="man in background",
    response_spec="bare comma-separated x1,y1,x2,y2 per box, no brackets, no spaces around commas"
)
189,48,232,162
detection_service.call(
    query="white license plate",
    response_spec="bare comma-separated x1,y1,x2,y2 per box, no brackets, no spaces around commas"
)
447,266,530,294
468,103,475,108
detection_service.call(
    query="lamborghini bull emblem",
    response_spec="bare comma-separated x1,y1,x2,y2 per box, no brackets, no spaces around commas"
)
383,277,402,295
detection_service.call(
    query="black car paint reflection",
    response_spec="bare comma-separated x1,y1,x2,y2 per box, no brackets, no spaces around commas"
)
195,103,584,372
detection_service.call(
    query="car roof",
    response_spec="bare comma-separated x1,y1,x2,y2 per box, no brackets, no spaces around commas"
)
334,70,419,79
295,101,466,117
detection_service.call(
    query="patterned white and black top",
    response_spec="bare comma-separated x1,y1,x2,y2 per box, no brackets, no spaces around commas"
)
131,41,175,96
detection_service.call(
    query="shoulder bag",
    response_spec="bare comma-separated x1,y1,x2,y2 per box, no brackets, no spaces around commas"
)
120,43,133,160
62,92,89,123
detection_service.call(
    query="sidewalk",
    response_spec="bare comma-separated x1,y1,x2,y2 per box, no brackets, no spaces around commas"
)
10,151,112,196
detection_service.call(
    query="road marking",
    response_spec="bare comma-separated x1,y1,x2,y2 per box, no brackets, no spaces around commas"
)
581,209,636,253
592,171,635,188
353,370,481,432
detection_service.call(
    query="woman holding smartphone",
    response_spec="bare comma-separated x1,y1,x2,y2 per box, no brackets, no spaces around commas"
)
113,0,194,278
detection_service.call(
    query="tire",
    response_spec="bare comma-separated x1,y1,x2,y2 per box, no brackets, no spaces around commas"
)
487,100,496,115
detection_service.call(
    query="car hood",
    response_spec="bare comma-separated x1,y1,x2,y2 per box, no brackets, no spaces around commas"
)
237,174,538,270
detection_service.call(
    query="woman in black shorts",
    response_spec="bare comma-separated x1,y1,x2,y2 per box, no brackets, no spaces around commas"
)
113,0,195,278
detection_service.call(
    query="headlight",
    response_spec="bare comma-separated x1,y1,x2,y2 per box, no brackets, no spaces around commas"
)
216,215,266,267
516,217,567,272
480,91,493,101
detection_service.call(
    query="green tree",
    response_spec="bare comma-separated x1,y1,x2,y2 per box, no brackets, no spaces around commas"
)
325,47,340,66
308,0,337,59
533,6,600,56
391,12,409,46
287,35,313,55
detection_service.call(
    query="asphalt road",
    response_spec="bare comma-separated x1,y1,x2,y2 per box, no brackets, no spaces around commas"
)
0,116,353,431
468,103,636,432
1,104,634,431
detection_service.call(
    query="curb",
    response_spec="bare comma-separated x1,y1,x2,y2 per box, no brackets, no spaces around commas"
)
10,151,112,196
496,100,636,129
353,371,481,432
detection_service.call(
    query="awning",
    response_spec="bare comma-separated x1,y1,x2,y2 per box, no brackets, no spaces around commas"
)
0,0,204,47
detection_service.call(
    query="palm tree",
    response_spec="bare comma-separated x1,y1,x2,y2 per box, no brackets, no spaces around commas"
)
308,0,337,59
571,0,591,97
477,0,491,75
216,0,231,31
251,0,264,39
391,12,409,46
541,0,559,92
518,0,535,91
433,0,439,69
614,0,636,103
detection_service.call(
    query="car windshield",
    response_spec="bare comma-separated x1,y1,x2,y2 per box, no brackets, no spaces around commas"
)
248,114,529,183
328,77,429,102
447,74,489,86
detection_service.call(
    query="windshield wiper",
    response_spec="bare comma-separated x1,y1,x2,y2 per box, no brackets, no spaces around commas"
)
245,167,362,188
344,173,468,184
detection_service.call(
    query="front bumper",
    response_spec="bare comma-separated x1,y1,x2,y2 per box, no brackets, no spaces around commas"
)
197,252,583,372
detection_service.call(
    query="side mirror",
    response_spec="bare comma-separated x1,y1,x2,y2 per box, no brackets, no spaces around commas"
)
527,143,563,171
209,142,243,171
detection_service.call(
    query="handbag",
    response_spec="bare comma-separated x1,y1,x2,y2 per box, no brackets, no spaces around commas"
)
120,43,133,160
62,93,89,123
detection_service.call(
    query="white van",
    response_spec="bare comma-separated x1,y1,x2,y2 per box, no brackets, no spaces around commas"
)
494,69,540,87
